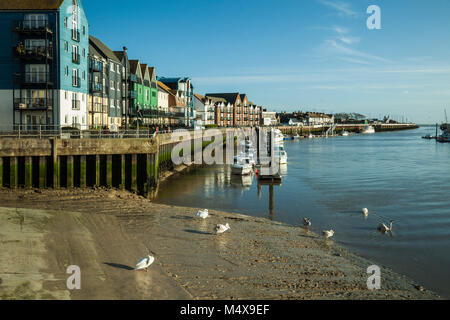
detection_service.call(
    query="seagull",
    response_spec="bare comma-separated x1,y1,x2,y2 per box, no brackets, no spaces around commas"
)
135,255,155,272
377,220,394,233
196,209,209,219
214,223,230,234
322,230,335,239
302,218,311,227
362,208,369,216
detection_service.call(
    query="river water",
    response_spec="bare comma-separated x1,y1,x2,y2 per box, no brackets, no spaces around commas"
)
154,127,450,298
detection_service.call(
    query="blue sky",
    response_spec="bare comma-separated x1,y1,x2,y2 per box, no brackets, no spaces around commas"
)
84,0,450,123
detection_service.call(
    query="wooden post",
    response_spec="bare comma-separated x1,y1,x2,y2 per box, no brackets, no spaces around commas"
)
51,138,59,188
66,155,74,188
106,155,113,187
131,154,137,192
80,155,86,188
39,156,47,188
95,155,101,186
9,157,18,188
24,156,32,188
120,154,126,189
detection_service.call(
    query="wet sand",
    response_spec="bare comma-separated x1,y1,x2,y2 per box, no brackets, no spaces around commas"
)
0,187,440,300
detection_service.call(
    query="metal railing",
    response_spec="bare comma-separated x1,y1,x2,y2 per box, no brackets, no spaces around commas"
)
14,20,52,33
14,45,53,59
14,98,53,110
20,72,52,84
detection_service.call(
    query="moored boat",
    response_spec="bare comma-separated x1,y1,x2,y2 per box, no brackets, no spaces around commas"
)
232,156,253,175
361,125,376,134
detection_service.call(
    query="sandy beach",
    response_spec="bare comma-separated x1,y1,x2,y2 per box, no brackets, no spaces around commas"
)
0,187,439,300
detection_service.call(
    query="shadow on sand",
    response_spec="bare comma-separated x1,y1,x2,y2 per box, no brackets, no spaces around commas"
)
184,229,212,235
104,262,135,271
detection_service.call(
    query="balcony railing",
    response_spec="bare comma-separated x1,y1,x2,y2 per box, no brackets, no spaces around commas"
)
91,103,106,113
14,20,52,33
90,82,103,93
90,60,103,72
72,53,80,64
72,29,80,42
21,72,52,84
14,98,53,110
72,100,80,110
14,45,53,60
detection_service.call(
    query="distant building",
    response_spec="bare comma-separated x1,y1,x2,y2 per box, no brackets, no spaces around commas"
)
262,111,278,126
193,93,215,126
0,0,90,130
158,77,194,127
157,81,170,126
306,112,334,126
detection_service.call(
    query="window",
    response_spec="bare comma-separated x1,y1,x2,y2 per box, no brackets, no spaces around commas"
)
116,64,120,73
65,65,68,76
110,63,114,72
65,115,68,124
82,48,85,57
64,17,68,28
82,26,86,35
65,91,68,100
72,68,79,87
65,41,68,52
110,80,115,90
82,71,85,80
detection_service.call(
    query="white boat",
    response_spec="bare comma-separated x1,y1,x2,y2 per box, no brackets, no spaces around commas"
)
361,125,376,134
273,129,284,144
274,145,288,164
341,130,349,136
232,156,253,175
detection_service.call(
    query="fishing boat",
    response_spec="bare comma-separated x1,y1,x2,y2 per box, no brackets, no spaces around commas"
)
361,125,376,134
232,156,253,175
341,130,350,136
437,124,450,143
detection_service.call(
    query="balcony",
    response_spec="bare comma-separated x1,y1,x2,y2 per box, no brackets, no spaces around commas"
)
72,29,80,42
13,45,53,60
130,91,138,99
90,82,103,93
130,74,138,83
91,103,106,113
72,53,80,64
20,72,53,85
72,100,80,110
90,60,103,72
14,98,53,110
13,20,53,34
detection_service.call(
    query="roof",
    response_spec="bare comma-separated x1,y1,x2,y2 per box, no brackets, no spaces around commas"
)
205,93,240,105
89,35,120,63
0,0,64,10
157,81,173,95
239,94,247,101
114,51,125,62
148,67,155,80
140,64,149,79
194,93,204,101
129,60,140,75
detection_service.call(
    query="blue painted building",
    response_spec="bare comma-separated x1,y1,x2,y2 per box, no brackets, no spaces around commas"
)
0,0,89,130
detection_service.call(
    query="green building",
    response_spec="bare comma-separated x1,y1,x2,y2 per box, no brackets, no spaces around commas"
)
129,60,158,126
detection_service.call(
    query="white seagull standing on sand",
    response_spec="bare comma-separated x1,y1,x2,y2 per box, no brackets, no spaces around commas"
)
322,230,335,239
302,218,311,227
135,255,155,272
377,221,394,233
362,208,369,216
214,223,230,234
196,209,209,219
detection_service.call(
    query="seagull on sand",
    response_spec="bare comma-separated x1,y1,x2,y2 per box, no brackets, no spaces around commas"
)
214,223,230,234
322,230,335,239
135,255,155,272
302,218,311,227
377,220,394,233
196,209,209,219
362,208,369,216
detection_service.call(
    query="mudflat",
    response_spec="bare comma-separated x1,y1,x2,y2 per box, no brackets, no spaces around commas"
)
0,188,439,300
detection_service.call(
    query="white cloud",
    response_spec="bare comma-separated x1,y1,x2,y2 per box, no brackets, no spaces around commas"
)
317,0,358,17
